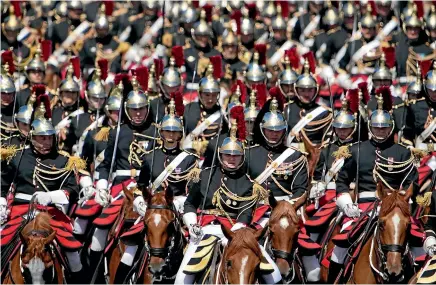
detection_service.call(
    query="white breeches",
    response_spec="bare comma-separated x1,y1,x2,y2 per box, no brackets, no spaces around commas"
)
331,219,356,264
90,228,109,252
65,251,82,272
73,217,89,235
174,225,282,284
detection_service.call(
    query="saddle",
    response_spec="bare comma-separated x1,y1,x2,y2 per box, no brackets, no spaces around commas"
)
417,256,436,284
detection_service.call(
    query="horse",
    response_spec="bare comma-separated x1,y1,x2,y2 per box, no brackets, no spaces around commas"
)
3,212,63,284
217,225,269,284
266,193,307,283
346,182,414,284
108,187,185,284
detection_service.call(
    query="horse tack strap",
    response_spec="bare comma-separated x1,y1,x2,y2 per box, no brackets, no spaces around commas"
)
151,152,190,191
182,111,221,150
286,106,327,147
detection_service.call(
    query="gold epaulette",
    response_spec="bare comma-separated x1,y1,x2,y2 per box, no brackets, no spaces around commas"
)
327,27,341,35
115,41,131,54
65,155,87,172
416,191,432,207
0,144,19,162
94,127,111,142
332,145,352,159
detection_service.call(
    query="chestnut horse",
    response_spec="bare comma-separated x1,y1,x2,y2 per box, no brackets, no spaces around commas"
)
3,212,63,284
216,226,268,284
346,182,414,284
266,193,307,283
108,188,185,284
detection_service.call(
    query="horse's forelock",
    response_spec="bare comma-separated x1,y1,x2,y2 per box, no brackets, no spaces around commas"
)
269,201,299,226
379,191,410,218
22,212,54,240
225,228,261,259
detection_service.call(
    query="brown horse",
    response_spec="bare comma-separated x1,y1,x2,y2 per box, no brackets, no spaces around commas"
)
267,193,307,283
217,226,268,284
3,212,63,284
346,182,414,284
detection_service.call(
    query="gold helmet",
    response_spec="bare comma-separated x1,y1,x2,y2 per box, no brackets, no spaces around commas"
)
271,5,287,31
368,86,394,142
104,81,123,117
199,64,220,93
161,57,182,88
262,1,277,18
147,63,159,97
323,2,342,26
160,96,184,133
245,52,266,83
425,61,436,92
333,98,356,129
2,4,23,32
372,53,392,81
360,4,377,29
402,0,415,20
403,4,423,29
59,63,80,93
222,29,238,47
333,88,359,143
0,64,16,93
342,1,356,18
94,2,111,31
240,15,254,36
260,97,287,146
142,0,159,10
31,90,56,136
67,0,83,10
26,45,46,73
86,65,106,99
407,64,422,95
125,76,148,109
426,5,436,31
244,89,259,122
277,56,298,94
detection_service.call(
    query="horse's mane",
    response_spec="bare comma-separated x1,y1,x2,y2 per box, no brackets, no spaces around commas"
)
269,201,299,225
379,191,410,218
225,228,261,258
22,212,53,238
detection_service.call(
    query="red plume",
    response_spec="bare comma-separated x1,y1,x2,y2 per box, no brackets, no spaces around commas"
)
103,1,113,16
285,47,300,70
203,4,213,22
97,59,108,80
415,0,424,18
302,51,316,74
170,91,185,117
33,85,51,119
268,86,285,111
231,80,247,104
132,66,149,91
114,73,130,85
11,1,22,17
231,10,242,35
375,86,393,111
346,89,359,114
171,46,185,68
209,55,222,80
245,3,257,19
192,0,199,8
369,1,377,16
70,57,81,79
230,105,246,141
420,60,433,78
254,44,267,65
2,50,15,74
278,1,289,18
382,47,395,69
154,58,164,79
357,82,370,104
41,40,52,62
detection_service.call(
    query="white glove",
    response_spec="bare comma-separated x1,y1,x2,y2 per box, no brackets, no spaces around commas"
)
133,196,147,217
183,212,202,241
336,194,360,218
309,182,326,199
231,222,246,232
33,192,52,206
0,197,9,225
424,236,436,256
78,176,96,203
95,179,111,207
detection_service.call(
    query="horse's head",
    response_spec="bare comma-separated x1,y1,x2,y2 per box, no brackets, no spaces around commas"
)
376,181,413,281
122,183,139,220
267,193,305,277
143,187,177,275
20,213,56,283
221,226,267,284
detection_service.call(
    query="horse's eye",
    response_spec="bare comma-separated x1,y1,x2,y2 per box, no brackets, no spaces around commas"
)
227,260,232,268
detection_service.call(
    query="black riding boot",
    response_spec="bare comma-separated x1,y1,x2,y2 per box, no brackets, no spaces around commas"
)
328,261,343,284
68,268,85,284
113,262,133,284
87,250,104,284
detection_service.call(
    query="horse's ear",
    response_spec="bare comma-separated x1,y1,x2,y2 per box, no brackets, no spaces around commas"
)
123,186,134,201
143,186,152,203
44,231,56,245
20,232,30,245
292,192,307,211
376,181,386,200
221,223,235,241
403,182,414,202
268,192,277,209
165,187,174,205
254,225,269,241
